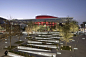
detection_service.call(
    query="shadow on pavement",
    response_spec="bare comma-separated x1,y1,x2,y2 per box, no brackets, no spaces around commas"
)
1,55,8,57
1,55,5,57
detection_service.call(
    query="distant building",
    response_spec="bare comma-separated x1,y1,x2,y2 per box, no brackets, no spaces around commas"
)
0,17,7,33
34,15,73,27
0,15,73,31
0,17,6,24
80,22,86,33
11,15,73,27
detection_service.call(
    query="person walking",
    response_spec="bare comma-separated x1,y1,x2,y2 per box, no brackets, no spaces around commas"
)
4,50,8,56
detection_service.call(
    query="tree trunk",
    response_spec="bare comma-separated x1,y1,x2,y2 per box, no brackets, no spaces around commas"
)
10,35,11,48
19,26,21,41
19,34,20,41
10,24,11,48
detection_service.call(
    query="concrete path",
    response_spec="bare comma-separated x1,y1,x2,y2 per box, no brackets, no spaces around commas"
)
0,34,27,57
57,35,86,57
0,33,86,57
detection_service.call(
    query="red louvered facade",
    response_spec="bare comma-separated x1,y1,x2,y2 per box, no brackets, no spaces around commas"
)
35,15,58,26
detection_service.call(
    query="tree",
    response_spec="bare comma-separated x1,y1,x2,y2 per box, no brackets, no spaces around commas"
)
60,20,73,46
12,25,21,41
25,20,34,35
3,16,17,48
34,24,38,32
0,25,2,30
55,22,59,31
1,20,12,48
69,20,79,33
5,19,13,48
32,24,40,32
60,30,73,46
0,25,2,34
56,23,64,32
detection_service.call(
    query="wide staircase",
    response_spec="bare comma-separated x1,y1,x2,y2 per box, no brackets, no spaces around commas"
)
8,31,61,57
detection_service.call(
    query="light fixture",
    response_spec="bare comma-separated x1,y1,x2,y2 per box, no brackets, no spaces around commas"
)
74,48,78,50
57,52,61,54
5,39,7,40
82,38,85,39
5,42,7,43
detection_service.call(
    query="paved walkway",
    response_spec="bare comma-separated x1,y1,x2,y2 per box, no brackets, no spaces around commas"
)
0,33,86,57
0,34,28,57
57,35,86,57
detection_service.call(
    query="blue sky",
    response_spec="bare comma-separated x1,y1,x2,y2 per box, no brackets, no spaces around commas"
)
0,0,86,24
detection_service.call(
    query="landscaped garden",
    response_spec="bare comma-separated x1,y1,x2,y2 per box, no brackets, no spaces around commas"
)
61,46,72,51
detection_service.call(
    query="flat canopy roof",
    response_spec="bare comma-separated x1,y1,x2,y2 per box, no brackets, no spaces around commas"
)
13,17,73,22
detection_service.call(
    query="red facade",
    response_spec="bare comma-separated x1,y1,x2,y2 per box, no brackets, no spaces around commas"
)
35,22,56,27
35,15,57,26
